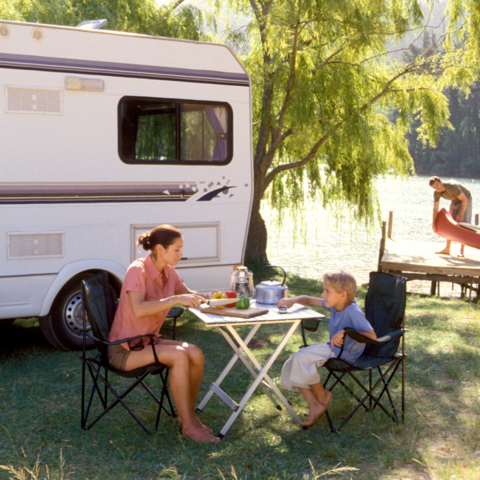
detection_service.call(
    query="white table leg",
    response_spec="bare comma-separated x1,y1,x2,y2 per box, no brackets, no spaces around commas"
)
226,321,303,425
217,326,281,409
219,321,303,437
196,323,261,412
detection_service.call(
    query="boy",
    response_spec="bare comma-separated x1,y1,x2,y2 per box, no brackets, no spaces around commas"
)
278,271,376,427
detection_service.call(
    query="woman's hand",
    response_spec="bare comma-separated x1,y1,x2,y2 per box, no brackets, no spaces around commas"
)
174,294,206,308
330,329,345,347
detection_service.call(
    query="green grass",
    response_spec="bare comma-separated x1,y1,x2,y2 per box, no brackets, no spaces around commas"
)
1,274,480,479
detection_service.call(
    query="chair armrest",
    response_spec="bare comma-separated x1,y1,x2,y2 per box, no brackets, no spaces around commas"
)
300,317,330,348
343,328,408,344
375,329,408,343
337,328,408,361
343,328,379,345
82,332,157,346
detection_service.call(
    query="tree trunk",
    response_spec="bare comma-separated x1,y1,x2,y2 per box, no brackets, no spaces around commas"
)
245,186,269,265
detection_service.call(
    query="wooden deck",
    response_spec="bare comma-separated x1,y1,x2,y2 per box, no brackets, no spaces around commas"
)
379,239,480,294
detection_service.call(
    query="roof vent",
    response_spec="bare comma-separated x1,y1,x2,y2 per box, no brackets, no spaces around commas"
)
76,19,108,30
0,24,10,39
31,27,44,42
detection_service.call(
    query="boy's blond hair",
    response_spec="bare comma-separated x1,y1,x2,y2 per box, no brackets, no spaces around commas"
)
323,271,357,302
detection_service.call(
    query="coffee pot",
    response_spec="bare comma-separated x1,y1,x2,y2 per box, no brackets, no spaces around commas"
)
230,266,255,298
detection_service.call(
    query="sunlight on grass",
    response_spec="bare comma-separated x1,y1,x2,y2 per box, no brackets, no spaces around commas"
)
0,278,479,479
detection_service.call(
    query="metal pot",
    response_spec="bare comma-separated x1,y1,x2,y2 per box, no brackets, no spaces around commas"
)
255,265,288,304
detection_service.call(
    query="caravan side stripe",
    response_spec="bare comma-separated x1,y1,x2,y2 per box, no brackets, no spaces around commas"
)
0,183,197,204
0,52,250,87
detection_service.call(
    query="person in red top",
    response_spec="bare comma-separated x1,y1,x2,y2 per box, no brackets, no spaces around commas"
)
108,224,220,443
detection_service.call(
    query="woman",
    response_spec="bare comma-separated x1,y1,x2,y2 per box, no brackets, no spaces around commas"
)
108,225,220,443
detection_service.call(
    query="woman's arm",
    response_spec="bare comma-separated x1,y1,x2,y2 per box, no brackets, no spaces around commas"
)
128,290,206,318
175,283,212,299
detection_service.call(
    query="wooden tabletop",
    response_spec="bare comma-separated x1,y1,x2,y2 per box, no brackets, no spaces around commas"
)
189,300,326,326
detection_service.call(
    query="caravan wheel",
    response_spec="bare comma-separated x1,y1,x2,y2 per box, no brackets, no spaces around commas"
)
40,274,94,351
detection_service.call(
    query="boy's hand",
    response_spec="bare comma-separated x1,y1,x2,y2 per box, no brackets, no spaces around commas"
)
277,297,296,309
330,329,345,347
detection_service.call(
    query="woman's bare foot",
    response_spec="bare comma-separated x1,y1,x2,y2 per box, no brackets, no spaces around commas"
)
301,391,333,428
194,413,213,434
435,248,450,255
182,425,220,443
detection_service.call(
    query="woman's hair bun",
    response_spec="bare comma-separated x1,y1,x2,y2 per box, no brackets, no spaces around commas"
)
138,233,151,251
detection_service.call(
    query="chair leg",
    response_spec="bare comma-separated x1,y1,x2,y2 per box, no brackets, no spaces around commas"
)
83,362,107,429
401,355,406,423
323,359,403,432
84,363,154,434
325,371,370,413
81,355,86,429
369,370,372,410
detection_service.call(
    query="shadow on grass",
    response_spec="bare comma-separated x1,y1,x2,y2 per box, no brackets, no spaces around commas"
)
1,287,480,479
0,319,55,362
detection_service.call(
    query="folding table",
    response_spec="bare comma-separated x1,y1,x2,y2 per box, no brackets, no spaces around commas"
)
189,301,326,438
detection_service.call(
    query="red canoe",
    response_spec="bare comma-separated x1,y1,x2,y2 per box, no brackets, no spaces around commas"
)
435,208,480,250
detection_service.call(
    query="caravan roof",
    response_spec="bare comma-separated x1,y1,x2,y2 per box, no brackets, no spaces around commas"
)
0,19,249,87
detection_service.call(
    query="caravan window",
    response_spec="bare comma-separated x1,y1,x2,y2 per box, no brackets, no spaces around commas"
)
119,97,232,165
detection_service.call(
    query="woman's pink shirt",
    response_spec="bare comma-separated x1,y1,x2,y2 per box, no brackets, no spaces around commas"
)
108,254,186,350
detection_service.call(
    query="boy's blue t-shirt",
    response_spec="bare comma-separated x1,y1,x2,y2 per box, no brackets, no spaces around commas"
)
322,299,373,363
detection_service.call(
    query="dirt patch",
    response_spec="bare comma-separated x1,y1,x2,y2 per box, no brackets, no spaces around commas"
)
247,338,271,349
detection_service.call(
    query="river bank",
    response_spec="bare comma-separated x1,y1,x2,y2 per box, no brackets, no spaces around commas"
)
262,175,480,296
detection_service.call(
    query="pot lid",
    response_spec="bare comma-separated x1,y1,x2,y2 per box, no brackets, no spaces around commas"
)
257,278,287,289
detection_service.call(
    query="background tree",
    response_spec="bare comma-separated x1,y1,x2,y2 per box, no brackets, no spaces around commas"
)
2,0,479,264
0,0,209,39
217,0,480,263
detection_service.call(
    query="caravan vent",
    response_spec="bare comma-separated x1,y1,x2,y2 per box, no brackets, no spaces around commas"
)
31,27,44,42
8,232,64,259
0,24,10,39
6,87,62,115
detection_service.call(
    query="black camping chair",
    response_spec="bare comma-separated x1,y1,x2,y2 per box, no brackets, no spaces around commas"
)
80,272,183,435
300,272,408,432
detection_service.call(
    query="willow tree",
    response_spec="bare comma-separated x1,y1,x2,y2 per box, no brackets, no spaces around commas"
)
217,0,480,263
0,0,209,39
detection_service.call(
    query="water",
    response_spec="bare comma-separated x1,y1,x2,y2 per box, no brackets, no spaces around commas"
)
262,175,480,295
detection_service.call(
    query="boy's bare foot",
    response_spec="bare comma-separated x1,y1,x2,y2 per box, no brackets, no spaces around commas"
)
301,391,333,428
182,426,220,443
301,402,326,427
458,253,465,258
319,390,333,409
435,248,450,255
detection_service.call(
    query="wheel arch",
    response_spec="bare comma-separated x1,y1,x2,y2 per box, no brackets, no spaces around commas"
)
39,260,126,317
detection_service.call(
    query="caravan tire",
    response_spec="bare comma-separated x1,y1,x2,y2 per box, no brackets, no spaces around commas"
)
41,274,95,351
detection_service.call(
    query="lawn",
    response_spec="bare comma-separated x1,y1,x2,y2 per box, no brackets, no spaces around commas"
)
1,274,479,480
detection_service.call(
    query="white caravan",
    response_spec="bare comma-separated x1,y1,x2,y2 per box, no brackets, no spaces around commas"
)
0,19,253,350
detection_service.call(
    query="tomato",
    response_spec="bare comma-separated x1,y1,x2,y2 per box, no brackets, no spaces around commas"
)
236,296,250,310
225,290,237,307
212,291,226,309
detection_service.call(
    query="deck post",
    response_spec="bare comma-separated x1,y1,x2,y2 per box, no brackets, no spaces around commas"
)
388,211,393,239
377,221,387,272
430,281,437,296
476,214,479,226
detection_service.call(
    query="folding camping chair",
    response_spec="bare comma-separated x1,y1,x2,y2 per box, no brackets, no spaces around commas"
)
80,272,183,435
300,272,408,432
